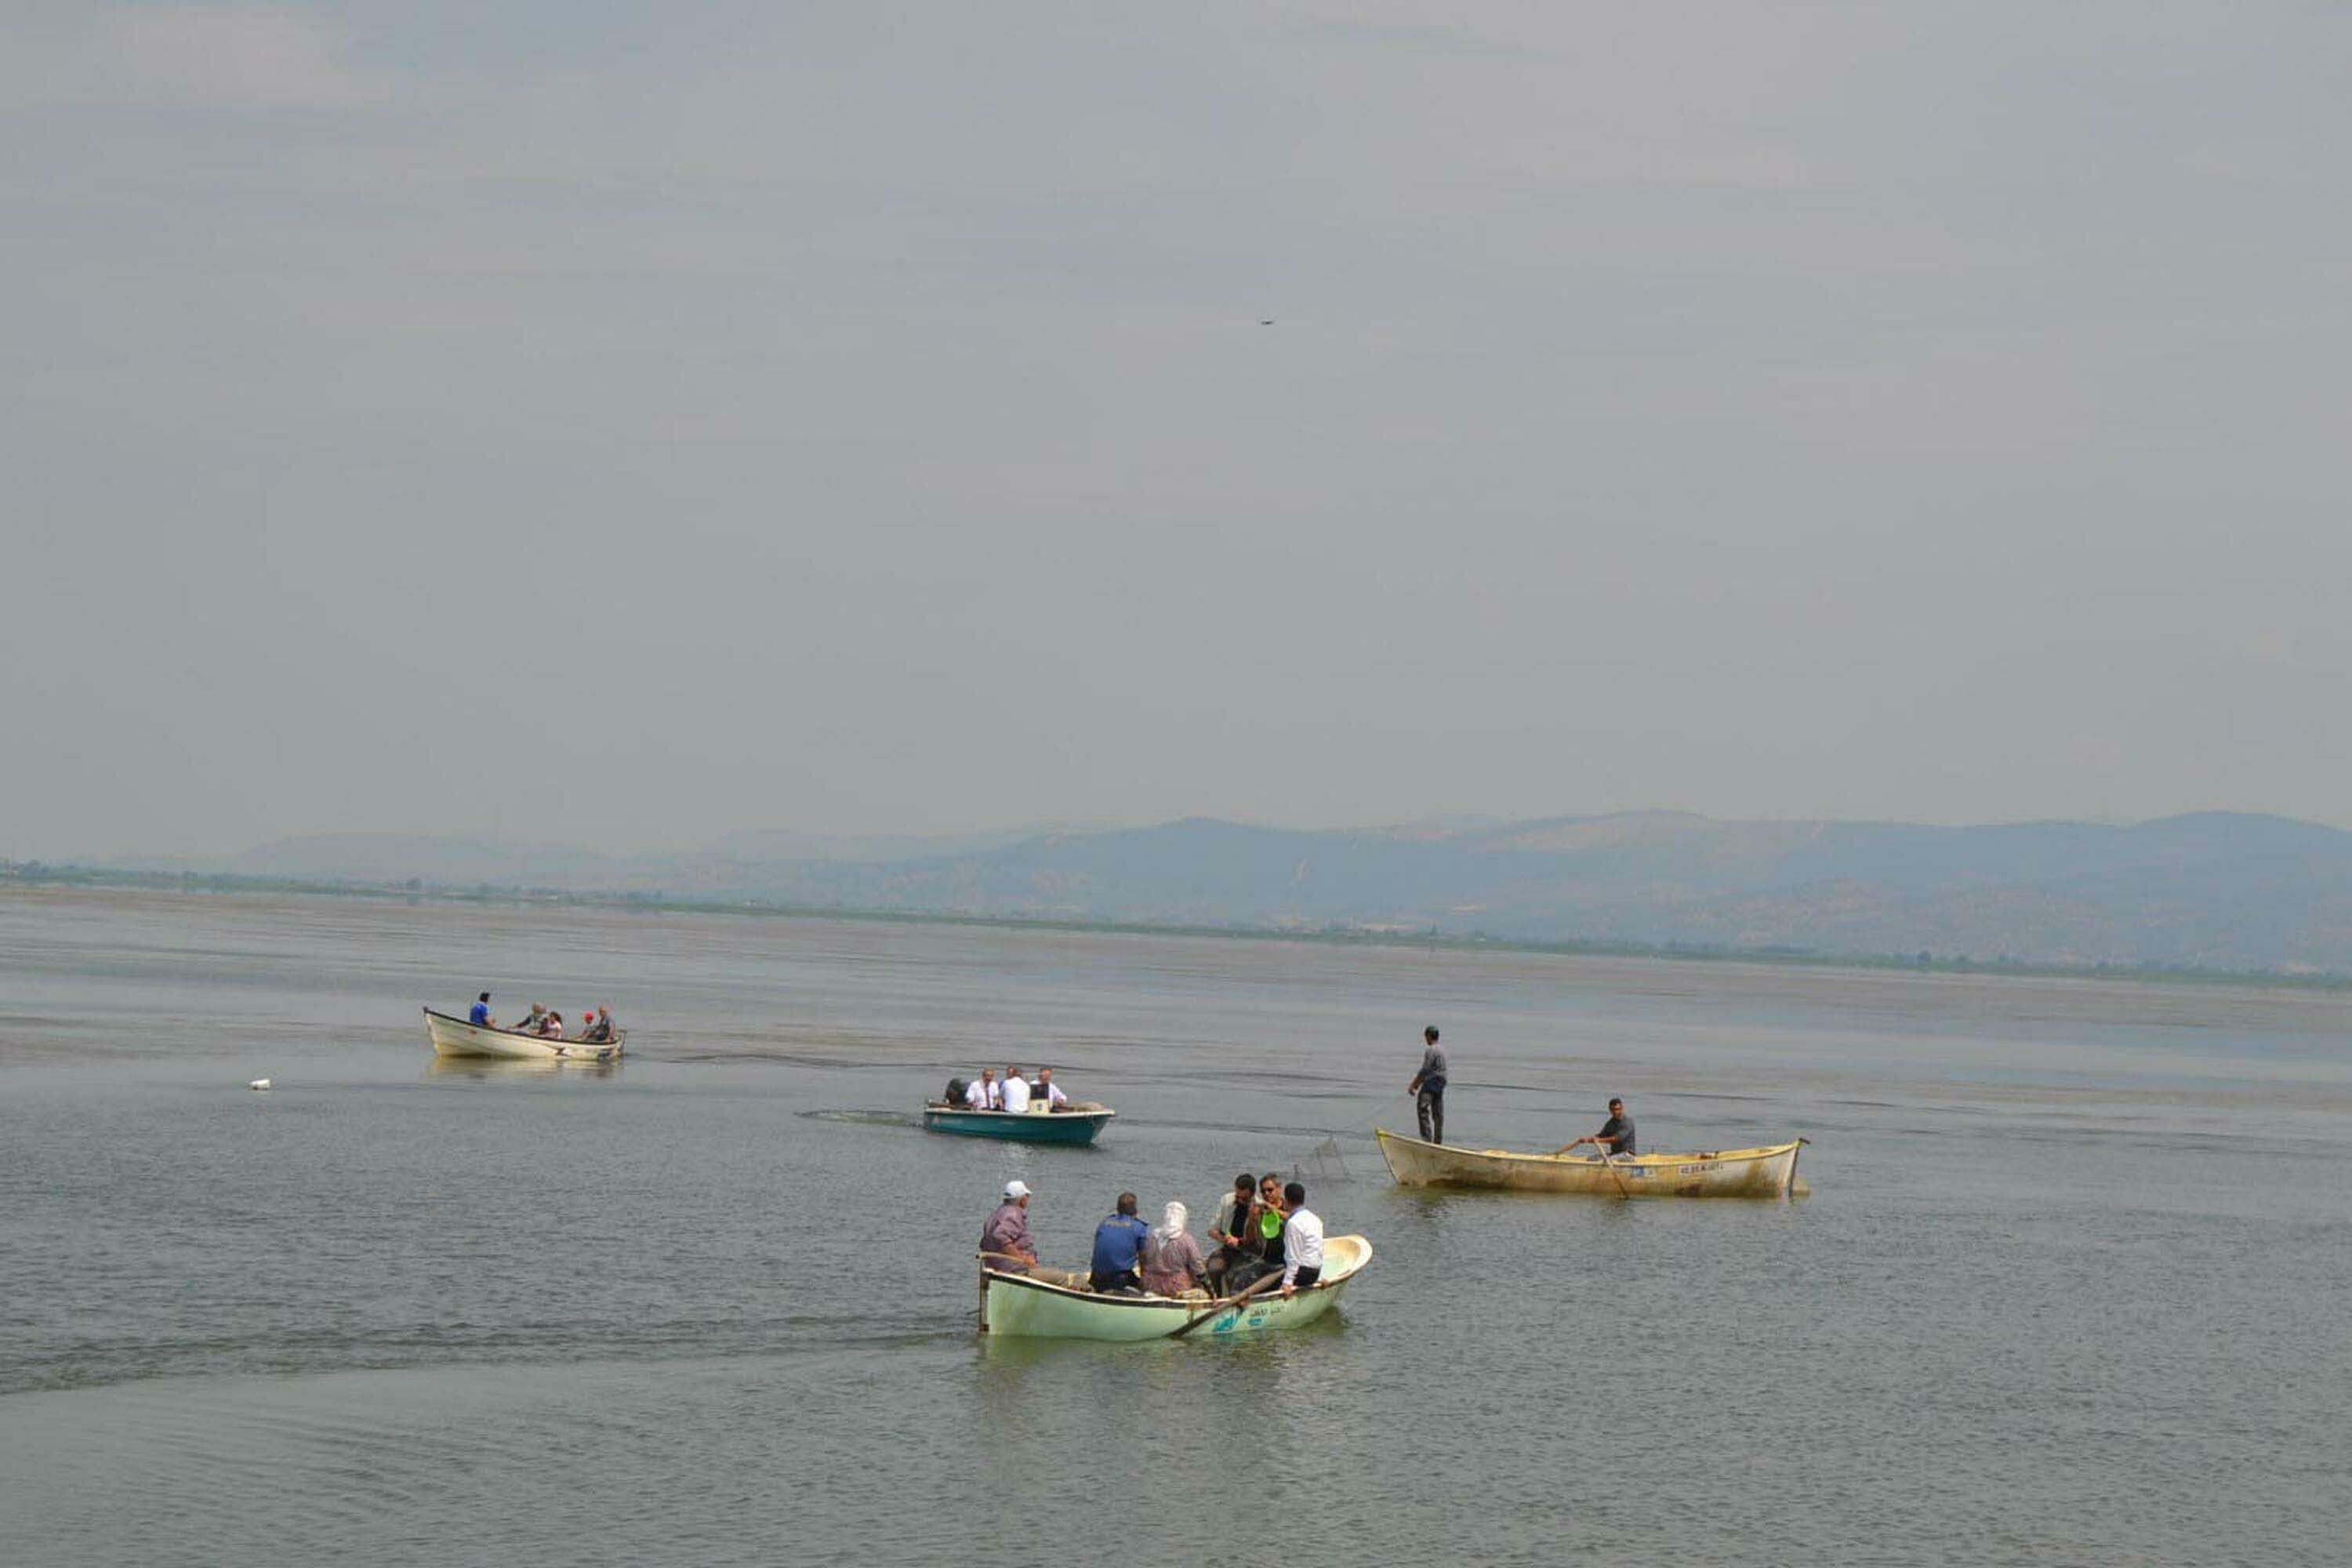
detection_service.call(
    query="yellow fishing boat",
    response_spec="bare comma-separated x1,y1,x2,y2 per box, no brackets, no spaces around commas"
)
1375,1129,1806,1198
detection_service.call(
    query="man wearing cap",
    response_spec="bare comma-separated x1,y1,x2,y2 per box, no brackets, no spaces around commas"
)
1562,1098,1638,1159
980,1181,1080,1287
1407,1025,1449,1144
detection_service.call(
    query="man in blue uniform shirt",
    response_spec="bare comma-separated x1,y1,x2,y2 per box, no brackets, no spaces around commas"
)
468,992,492,1027
1088,1192,1151,1294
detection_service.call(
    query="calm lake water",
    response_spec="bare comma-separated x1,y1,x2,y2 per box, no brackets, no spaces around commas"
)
2,885,2347,1566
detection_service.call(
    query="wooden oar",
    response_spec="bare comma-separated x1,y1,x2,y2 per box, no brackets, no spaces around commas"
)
1170,1272,1284,1339
1547,1138,1635,1200
1593,1145,1635,1201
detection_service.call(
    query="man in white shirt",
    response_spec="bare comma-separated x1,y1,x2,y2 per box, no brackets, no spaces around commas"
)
1000,1068,1032,1113
1279,1181,1323,1297
1033,1067,1070,1110
964,1069,1000,1110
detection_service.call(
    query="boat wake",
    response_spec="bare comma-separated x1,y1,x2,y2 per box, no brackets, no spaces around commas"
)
797,1109,922,1128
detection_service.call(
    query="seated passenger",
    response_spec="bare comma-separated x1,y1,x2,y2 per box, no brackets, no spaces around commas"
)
980,1180,1081,1288
1141,1201,1208,1298
1226,1174,1288,1291
1087,1192,1151,1294
1000,1068,1032,1114
468,992,493,1027
1279,1181,1324,1298
543,1011,564,1040
1205,1172,1256,1290
518,1002,549,1035
965,1069,1000,1110
1033,1067,1070,1110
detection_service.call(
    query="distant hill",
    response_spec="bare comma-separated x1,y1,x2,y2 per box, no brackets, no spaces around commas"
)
96,811,2352,974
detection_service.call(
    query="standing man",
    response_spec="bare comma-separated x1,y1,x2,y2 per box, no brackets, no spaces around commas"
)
1560,1098,1638,1158
1279,1181,1324,1298
1407,1025,1449,1144
468,992,493,1027
1088,1192,1152,1294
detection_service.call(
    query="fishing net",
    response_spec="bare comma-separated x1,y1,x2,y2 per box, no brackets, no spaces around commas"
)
1288,1136,1352,1185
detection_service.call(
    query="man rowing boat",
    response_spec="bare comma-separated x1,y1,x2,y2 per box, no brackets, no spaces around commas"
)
1559,1098,1638,1158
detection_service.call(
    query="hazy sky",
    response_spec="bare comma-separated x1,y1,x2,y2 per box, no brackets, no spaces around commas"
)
8,2,2350,856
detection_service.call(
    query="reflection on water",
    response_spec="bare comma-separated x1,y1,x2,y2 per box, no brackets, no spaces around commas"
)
423,1055,620,1082
797,1108,921,1127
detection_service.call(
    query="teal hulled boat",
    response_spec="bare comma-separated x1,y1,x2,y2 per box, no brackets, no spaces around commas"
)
921,1102,1116,1145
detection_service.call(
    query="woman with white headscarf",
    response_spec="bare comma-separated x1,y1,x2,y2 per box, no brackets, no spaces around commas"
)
1140,1200,1208,1298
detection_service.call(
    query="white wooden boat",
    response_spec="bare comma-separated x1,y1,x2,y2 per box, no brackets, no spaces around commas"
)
422,1006,625,1062
1376,1129,1804,1197
980,1236,1373,1340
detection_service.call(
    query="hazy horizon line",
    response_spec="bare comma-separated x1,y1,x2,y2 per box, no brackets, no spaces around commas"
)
40,801,2344,867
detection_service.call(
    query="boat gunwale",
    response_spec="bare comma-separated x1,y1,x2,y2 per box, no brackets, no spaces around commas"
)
979,1235,1370,1310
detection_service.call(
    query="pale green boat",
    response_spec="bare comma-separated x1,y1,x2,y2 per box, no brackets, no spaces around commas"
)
978,1236,1374,1341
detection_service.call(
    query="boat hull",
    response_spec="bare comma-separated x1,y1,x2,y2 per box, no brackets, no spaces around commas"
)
423,1007,624,1062
981,1236,1371,1340
1375,1130,1802,1197
922,1105,1113,1145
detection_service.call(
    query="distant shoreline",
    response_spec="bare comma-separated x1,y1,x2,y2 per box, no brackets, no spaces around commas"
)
7,860,2348,993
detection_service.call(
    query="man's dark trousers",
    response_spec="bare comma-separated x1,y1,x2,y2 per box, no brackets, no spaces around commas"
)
1417,1087,1445,1144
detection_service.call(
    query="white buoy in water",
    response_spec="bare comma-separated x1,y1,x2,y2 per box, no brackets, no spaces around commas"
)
248,1078,271,1091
